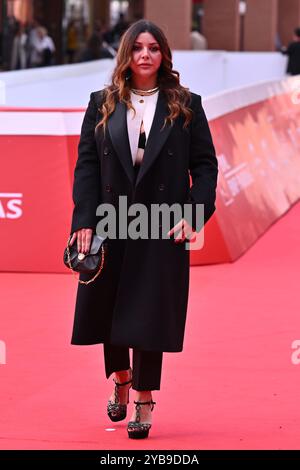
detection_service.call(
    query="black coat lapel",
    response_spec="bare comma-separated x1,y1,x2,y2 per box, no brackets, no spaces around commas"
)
107,99,135,184
107,89,173,187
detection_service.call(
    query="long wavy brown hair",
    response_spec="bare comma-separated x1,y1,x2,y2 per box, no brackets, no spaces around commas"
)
97,19,193,135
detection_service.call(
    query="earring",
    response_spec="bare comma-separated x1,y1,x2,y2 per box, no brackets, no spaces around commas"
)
125,70,132,81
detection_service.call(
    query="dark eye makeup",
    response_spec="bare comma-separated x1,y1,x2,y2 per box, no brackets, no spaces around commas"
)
133,45,160,52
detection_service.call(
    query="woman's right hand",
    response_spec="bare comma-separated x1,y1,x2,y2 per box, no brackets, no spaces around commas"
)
69,228,93,254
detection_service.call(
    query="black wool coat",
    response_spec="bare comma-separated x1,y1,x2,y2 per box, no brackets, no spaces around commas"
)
69,88,218,352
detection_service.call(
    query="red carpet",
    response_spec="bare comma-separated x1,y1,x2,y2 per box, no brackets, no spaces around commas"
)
0,201,300,450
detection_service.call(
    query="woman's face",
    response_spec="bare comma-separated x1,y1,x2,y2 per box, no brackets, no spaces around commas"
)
129,32,162,81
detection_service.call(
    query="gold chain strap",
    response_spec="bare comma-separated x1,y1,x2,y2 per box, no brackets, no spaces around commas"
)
65,236,105,285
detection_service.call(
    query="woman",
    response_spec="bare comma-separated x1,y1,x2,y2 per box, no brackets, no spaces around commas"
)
30,26,55,67
69,19,218,439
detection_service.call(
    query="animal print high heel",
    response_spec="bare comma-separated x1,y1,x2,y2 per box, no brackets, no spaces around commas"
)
107,368,132,422
127,399,156,439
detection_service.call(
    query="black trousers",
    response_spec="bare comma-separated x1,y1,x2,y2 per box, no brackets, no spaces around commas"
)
102,161,163,391
103,343,163,391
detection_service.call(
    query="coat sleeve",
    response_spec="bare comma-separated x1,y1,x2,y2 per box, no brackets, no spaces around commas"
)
70,92,101,235
187,94,218,232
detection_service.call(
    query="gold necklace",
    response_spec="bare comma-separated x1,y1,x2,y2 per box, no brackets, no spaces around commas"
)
130,86,159,96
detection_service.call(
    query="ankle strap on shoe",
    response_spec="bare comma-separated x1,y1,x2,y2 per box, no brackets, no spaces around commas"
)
134,400,156,411
113,378,132,386
113,367,132,387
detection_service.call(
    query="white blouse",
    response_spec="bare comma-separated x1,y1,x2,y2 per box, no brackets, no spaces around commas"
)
126,90,159,166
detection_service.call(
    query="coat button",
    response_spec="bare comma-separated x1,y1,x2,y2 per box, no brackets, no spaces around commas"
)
103,147,110,156
159,183,165,191
167,149,173,156
105,184,112,192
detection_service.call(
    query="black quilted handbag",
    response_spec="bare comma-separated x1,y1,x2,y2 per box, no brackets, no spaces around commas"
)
63,234,106,285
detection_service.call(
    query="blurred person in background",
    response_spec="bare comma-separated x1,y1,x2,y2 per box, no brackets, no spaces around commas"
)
79,30,115,62
2,14,18,70
30,26,55,67
27,19,40,67
190,27,207,50
101,20,116,46
275,31,283,51
10,22,28,70
112,12,130,38
66,20,79,64
110,12,130,49
281,27,300,75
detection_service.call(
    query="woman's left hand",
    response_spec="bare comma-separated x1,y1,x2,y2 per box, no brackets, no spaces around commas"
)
167,218,196,243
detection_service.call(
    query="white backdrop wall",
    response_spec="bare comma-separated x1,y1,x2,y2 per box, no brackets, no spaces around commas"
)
0,50,290,108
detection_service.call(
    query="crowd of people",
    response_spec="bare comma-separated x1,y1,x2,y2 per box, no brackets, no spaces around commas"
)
5,18,55,70
3,12,132,71
2,12,209,72
3,9,300,75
